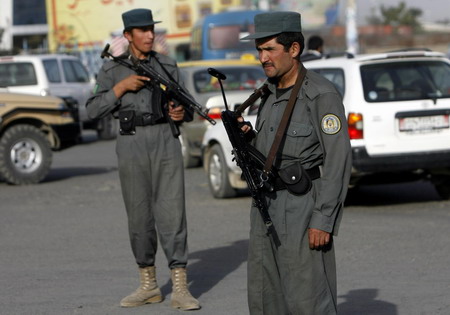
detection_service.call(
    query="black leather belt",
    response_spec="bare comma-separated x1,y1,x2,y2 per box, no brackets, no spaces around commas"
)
134,113,167,126
272,165,321,191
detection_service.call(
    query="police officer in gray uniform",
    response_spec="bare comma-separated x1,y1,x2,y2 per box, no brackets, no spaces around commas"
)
86,8,200,311
240,12,352,314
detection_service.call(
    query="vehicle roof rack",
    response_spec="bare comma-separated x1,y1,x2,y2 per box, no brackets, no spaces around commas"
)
324,52,354,59
386,48,432,53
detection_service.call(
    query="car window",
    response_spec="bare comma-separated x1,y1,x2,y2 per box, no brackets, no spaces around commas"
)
309,68,345,96
361,61,450,102
209,25,256,50
192,66,265,93
43,59,61,83
62,60,90,83
0,62,37,86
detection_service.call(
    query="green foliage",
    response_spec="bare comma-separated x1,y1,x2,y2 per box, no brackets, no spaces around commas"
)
367,1,423,30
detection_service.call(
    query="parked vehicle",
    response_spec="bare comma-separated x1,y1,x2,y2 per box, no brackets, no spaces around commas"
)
178,58,265,167
0,54,118,140
202,50,450,198
0,92,81,185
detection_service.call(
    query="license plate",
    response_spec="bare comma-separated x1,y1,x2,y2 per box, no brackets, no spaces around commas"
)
399,115,449,132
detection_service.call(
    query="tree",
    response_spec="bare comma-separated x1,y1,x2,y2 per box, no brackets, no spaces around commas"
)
367,1,423,30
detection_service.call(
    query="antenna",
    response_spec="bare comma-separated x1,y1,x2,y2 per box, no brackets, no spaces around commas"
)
207,68,229,110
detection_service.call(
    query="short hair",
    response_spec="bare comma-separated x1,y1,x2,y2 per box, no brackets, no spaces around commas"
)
123,25,154,34
307,35,324,51
276,32,305,61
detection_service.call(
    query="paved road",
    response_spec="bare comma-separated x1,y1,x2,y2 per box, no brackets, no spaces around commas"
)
1,133,449,315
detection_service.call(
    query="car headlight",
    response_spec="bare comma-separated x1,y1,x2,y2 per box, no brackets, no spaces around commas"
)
40,88,50,96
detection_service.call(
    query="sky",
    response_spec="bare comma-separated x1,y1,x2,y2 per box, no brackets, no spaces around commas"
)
357,0,449,24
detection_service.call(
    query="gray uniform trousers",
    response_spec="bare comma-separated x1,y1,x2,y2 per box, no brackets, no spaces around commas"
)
248,178,337,315
116,123,188,269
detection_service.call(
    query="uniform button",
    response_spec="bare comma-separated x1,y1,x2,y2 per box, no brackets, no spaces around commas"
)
291,176,296,181
292,130,297,135
270,127,274,132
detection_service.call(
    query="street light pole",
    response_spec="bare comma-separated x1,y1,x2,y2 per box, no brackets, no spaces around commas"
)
346,0,359,55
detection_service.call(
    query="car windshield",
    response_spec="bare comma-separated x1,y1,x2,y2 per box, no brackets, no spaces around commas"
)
0,62,37,87
192,66,265,93
361,60,450,102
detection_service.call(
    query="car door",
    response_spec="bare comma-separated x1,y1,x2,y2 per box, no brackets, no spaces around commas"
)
60,59,94,122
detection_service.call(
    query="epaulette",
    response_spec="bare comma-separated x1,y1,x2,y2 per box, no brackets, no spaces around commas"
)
304,77,320,100
103,59,122,72
152,51,175,67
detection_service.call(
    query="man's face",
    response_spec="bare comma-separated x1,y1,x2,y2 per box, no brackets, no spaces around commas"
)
256,37,297,80
124,26,155,57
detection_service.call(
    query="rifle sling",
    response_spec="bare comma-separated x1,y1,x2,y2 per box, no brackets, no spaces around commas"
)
263,65,307,174
235,84,269,116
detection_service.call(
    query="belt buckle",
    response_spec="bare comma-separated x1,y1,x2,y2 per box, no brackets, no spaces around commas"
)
142,113,154,125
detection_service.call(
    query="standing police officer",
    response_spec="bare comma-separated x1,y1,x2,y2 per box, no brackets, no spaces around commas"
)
86,8,200,311
240,12,352,314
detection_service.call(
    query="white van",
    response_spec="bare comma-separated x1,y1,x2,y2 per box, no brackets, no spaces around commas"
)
0,54,118,139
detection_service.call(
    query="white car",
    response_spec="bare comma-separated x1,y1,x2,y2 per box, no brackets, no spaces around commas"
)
202,49,450,199
0,54,118,140
178,59,265,167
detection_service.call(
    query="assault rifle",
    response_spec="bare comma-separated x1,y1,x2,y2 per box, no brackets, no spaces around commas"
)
207,68,280,246
100,44,216,137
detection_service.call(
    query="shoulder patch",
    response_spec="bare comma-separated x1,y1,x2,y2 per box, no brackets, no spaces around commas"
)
321,114,341,135
93,84,99,94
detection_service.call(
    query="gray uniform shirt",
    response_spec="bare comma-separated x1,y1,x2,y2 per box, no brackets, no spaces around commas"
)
86,51,186,121
254,70,352,234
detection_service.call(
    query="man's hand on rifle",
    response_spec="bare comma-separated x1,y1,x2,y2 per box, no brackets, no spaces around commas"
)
114,75,150,98
237,116,252,133
168,101,185,122
237,115,256,141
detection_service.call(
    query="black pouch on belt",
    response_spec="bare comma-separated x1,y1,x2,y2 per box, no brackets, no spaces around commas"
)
278,162,312,196
119,110,136,135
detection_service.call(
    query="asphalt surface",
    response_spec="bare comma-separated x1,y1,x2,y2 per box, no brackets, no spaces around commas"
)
1,132,449,315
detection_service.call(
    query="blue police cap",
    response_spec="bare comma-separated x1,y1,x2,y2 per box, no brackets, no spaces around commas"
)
241,11,302,40
122,8,161,29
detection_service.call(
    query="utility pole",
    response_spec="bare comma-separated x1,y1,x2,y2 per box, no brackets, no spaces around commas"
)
346,0,359,54
255,0,270,10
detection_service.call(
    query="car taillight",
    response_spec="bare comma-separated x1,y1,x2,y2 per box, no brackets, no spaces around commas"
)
348,113,363,139
203,107,222,120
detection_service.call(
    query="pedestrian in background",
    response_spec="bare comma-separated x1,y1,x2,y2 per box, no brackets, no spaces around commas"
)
240,11,352,314
302,35,324,61
86,8,200,311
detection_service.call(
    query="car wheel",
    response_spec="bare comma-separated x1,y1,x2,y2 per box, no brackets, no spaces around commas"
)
97,115,118,140
207,144,236,198
433,178,450,200
0,124,52,185
179,133,200,168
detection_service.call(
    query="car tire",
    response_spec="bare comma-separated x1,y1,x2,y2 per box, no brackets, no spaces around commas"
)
207,144,236,198
179,133,200,168
0,124,52,185
433,178,450,200
97,115,119,140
